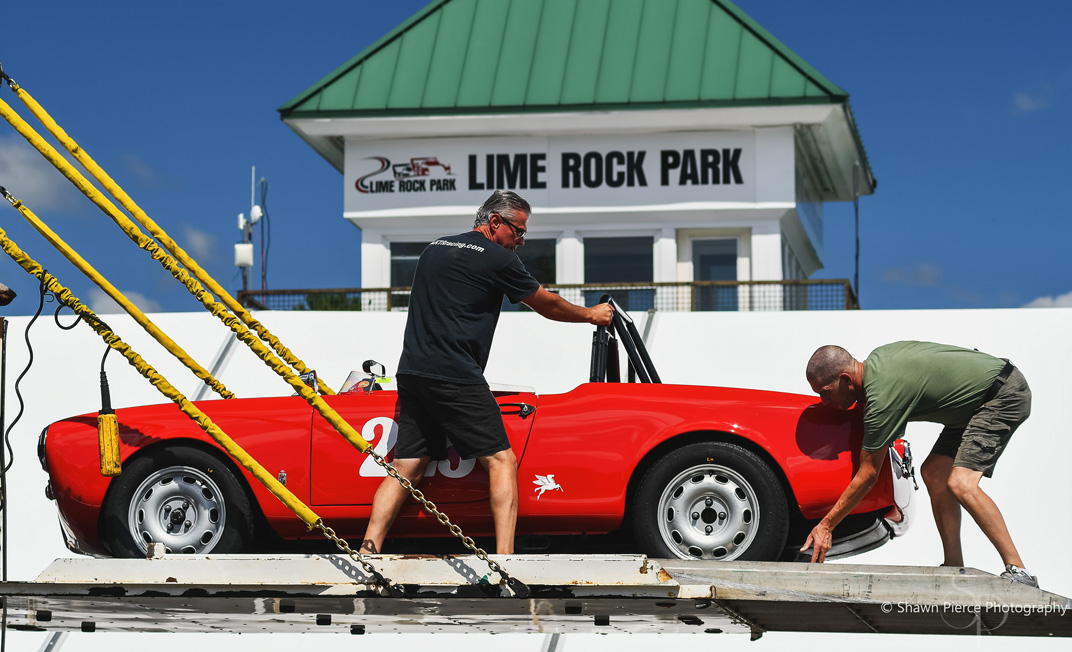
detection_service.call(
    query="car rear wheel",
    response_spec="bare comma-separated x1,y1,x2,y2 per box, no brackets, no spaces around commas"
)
100,446,253,557
633,441,788,561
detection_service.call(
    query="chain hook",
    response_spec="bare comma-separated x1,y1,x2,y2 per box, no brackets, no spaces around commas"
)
0,61,15,90
361,448,520,591
314,520,405,597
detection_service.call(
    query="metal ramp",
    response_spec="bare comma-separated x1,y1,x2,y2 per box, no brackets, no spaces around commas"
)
660,560,1072,637
1,555,1069,637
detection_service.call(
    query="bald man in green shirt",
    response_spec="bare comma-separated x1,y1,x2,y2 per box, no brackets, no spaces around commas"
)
803,341,1037,588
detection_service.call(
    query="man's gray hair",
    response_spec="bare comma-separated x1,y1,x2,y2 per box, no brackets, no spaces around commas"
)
474,190,531,227
806,345,856,386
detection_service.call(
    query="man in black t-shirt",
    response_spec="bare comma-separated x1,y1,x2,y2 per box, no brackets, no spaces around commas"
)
361,190,614,555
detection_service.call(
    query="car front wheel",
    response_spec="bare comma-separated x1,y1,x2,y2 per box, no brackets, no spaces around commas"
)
100,446,253,557
633,441,789,561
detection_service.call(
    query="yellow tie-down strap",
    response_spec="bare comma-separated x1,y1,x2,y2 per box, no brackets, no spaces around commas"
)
1,182,234,400
0,77,512,592
0,224,320,527
1,79,334,397
0,95,374,456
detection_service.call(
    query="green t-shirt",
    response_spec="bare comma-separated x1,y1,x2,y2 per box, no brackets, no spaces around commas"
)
861,341,1005,451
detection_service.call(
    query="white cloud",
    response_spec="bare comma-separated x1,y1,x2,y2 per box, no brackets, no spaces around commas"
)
881,262,942,287
87,287,163,314
123,153,160,182
1013,91,1050,112
1022,290,1072,308
181,224,217,261
0,135,80,211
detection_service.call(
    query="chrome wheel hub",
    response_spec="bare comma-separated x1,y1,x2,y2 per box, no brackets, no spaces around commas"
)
657,464,760,560
127,466,226,554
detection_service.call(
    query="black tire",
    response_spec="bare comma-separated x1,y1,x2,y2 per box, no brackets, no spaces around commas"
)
100,445,253,557
633,441,789,561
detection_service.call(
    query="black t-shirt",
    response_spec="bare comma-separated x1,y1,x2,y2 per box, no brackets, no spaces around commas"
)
397,230,541,384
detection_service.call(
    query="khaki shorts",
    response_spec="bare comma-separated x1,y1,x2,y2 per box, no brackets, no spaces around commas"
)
930,367,1031,478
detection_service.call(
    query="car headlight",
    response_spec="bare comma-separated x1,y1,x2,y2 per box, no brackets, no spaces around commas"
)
37,425,48,472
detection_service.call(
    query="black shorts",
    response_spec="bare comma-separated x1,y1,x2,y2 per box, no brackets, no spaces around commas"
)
394,374,511,461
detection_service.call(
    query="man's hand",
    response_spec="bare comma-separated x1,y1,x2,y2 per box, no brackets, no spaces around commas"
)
800,448,886,563
801,521,834,563
587,302,614,326
523,287,614,325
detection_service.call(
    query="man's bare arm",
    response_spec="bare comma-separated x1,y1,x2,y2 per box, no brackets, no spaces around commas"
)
801,448,887,563
522,287,613,325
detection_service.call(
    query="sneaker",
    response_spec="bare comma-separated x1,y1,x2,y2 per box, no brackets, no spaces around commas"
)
1000,564,1038,588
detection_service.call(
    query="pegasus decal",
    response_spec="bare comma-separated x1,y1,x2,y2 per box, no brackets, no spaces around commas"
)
533,474,564,500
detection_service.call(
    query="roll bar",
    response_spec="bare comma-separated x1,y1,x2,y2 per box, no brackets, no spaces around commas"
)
589,295,661,384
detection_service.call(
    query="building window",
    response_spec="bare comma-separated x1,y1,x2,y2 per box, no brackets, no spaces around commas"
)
584,236,654,310
516,238,556,285
782,239,808,309
390,241,428,288
693,238,737,311
504,238,557,312
389,241,429,310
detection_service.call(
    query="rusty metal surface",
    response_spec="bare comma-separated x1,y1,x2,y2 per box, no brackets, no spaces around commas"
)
660,560,1072,637
32,554,675,594
0,594,737,635
1,556,1069,636
1,554,740,634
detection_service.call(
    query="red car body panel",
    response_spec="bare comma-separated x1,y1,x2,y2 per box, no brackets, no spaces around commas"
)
43,381,900,556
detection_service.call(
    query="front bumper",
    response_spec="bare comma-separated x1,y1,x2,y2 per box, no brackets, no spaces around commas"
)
826,518,892,559
787,440,918,561
884,440,917,538
55,501,90,556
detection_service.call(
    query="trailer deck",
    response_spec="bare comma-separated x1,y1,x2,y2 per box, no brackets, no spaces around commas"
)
1,555,1068,637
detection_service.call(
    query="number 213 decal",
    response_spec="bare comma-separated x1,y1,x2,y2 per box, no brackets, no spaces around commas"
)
357,417,477,478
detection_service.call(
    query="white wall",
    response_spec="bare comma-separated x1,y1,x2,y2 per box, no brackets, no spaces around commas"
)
2,307,1069,650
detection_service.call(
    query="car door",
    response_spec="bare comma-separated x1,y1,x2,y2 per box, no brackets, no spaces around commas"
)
309,388,537,506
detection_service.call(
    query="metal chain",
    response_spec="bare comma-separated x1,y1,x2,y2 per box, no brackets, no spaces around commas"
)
363,447,504,576
4,185,520,596
314,520,404,597
313,449,528,597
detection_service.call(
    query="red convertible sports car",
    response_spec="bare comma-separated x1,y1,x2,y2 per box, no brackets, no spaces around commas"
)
40,299,916,561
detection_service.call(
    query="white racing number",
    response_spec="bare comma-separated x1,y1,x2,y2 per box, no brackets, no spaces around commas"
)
358,417,398,478
357,417,477,478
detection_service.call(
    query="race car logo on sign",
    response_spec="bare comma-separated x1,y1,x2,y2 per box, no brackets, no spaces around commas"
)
533,474,564,499
355,156,457,194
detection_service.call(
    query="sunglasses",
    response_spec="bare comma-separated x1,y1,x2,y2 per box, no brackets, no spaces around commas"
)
494,213,526,240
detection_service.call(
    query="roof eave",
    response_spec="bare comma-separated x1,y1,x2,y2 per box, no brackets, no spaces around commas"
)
796,101,876,201
283,121,344,172
281,96,846,122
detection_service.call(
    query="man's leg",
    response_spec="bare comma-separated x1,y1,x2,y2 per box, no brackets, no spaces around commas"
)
479,448,518,554
360,456,430,553
921,453,964,566
945,366,1030,569
946,466,1024,568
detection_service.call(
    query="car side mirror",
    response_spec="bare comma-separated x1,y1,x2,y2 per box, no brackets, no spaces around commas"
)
362,360,386,377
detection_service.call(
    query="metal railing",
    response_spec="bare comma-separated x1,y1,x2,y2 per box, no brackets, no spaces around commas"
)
238,280,858,312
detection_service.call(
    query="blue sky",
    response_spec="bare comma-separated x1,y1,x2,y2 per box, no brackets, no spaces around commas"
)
0,0,1068,315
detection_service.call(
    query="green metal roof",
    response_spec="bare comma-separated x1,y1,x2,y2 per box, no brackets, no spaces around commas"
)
279,0,850,118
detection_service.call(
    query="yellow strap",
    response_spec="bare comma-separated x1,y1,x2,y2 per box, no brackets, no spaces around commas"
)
0,225,320,526
0,98,371,453
9,82,334,397
6,192,234,399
